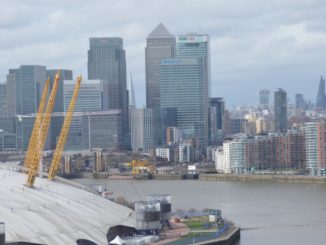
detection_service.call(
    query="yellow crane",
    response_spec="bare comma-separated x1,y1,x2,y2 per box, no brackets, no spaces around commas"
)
48,76,82,181
128,160,156,175
26,72,61,187
24,77,50,169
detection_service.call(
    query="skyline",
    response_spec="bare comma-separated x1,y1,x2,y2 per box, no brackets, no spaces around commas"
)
1,0,326,106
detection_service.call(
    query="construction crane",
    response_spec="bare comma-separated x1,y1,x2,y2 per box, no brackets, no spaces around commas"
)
128,160,156,175
26,72,61,187
24,77,50,169
48,76,82,181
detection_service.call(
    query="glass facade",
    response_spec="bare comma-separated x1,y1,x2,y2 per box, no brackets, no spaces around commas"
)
160,58,208,147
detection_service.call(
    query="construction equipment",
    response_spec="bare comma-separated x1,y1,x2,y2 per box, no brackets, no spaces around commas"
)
48,76,82,181
24,77,50,169
128,160,156,175
26,72,61,187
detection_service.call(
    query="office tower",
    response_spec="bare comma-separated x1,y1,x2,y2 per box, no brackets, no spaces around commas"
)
161,107,177,145
160,58,208,147
0,84,6,115
176,34,211,94
315,76,325,109
88,37,129,146
9,65,47,115
295,93,305,110
130,107,155,153
209,97,225,145
274,88,287,132
145,23,176,109
166,127,183,145
64,79,102,150
47,70,73,149
258,89,270,107
6,73,16,117
128,74,136,108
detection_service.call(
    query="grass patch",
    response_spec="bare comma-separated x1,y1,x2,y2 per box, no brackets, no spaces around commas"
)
183,216,210,230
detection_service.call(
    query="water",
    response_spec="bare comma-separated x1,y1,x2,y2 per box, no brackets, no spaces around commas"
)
74,179,326,245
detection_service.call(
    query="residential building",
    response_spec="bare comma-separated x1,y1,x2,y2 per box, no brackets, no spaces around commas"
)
156,147,172,162
179,143,192,163
274,88,287,132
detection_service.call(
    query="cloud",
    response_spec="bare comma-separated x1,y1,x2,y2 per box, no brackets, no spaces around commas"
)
0,0,325,106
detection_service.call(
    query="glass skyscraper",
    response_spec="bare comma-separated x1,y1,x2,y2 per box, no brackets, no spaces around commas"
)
87,37,129,147
160,58,208,147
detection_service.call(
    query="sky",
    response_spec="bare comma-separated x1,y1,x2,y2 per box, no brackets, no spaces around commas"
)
0,0,326,108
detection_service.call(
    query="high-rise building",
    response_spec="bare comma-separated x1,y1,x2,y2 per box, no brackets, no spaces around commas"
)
0,84,6,116
9,65,47,115
87,37,129,146
176,34,211,94
6,73,16,117
295,93,305,110
145,23,176,109
130,107,155,153
160,58,208,147
209,98,225,145
47,70,73,149
64,79,102,150
274,88,287,132
315,76,325,110
258,89,270,107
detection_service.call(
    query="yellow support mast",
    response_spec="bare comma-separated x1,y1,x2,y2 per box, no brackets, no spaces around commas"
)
48,76,82,181
26,72,61,187
24,77,50,169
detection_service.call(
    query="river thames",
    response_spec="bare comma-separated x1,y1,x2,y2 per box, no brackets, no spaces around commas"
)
74,178,326,245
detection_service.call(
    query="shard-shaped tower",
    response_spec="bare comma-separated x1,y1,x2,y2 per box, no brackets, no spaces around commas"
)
316,76,326,109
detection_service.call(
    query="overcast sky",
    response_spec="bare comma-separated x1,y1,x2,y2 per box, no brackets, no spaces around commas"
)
1,0,325,107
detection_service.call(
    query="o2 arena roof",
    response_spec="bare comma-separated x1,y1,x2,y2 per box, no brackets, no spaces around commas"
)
0,167,135,244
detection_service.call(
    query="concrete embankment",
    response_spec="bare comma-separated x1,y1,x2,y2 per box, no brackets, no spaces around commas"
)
196,226,240,245
199,173,326,184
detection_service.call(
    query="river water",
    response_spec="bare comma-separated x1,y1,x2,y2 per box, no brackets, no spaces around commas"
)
74,178,326,245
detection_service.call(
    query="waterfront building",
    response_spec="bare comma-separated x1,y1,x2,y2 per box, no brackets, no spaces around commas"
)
274,88,288,132
179,142,192,163
130,107,155,153
305,122,318,175
155,147,172,162
209,97,225,145
0,84,7,115
258,89,270,107
145,23,175,109
88,37,129,147
160,58,208,147
315,76,325,110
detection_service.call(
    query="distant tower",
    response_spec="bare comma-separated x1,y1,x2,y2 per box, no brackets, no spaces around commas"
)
316,76,326,110
128,73,136,108
274,88,287,132
145,23,176,109
295,93,305,110
258,89,270,107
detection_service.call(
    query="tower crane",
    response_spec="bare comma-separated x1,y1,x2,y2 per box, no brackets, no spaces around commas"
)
24,78,50,169
26,72,61,187
48,76,82,181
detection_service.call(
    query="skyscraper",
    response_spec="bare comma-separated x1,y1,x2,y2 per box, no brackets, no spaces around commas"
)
9,65,47,115
274,88,287,132
88,37,129,146
315,75,325,110
160,58,208,147
209,97,225,145
258,89,270,107
295,93,305,110
145,23,176,109
176,34,211,94
0,84,6,116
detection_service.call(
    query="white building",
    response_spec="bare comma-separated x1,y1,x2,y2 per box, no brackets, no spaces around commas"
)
156,147,171,162
179,143,192,163
304,122,318,175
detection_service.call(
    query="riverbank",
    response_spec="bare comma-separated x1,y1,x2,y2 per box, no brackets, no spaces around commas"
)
152,173,326,184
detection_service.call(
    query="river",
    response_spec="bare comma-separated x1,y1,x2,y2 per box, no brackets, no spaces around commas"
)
74,178,326,245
